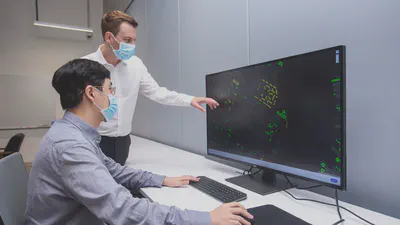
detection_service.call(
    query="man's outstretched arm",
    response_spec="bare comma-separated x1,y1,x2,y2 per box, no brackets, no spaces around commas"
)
138,61,219,112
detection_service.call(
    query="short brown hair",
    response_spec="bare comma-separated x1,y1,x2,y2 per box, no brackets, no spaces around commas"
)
101,10,138,39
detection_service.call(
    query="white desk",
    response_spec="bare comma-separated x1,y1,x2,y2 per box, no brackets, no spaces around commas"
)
126,135,399,225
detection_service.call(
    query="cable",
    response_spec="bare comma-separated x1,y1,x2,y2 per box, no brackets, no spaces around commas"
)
242,167,249,175
242,165,262,176
248,166,262,176
283,175,374,224
283,175,322,190
332,189,344,225
124,0,135,13
297,184,323,190
242,165,255,175
283,189,375,225
335,189,343,220
250,168,262,176
35,0,39,21
284,175,296,186
332,219,345,225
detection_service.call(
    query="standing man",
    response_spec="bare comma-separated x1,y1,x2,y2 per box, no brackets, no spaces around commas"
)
83,10,218,165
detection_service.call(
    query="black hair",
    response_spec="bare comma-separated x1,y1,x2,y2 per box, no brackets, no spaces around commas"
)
52,58,111,110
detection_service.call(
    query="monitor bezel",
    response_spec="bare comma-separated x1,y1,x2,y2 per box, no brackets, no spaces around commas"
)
205,45,347,190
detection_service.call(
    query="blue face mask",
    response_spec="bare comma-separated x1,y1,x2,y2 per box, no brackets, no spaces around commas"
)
93,88,118,122
109,33,136,60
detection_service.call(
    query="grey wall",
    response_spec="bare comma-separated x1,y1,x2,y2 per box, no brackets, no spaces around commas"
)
0,0,103,128
0,75,55,128
128,0,400,219
103,0,132,14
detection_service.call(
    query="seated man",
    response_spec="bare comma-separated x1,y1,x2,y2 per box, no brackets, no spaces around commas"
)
25,58,253,225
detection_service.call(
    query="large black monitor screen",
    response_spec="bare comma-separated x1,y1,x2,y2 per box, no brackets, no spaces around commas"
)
206,46,346,188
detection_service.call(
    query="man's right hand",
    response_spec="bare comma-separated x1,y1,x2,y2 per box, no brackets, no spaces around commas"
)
210,202,253,225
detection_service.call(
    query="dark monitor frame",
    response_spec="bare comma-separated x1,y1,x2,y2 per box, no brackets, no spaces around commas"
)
205,45,346,191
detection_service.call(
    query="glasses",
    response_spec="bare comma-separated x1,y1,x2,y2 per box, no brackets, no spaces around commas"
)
79,85,116,96
93,86,116,96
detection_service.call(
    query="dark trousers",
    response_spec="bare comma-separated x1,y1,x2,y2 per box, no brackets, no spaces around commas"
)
99,135,131,166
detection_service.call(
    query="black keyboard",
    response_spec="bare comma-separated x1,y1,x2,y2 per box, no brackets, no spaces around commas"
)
189,176,247,203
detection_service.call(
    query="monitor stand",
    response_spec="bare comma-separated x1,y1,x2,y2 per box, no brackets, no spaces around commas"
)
226,168,292,195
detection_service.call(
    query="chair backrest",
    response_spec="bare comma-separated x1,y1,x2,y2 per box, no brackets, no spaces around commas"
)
0,153,28,225
4,133,25,153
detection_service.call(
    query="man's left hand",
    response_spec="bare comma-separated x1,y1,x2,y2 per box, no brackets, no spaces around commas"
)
162,175,200,187
191,97,219,112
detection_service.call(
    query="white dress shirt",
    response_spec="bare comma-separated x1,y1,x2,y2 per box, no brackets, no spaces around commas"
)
82,46,193,137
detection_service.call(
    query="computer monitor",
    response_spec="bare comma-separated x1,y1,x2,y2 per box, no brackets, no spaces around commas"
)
206,46,346,195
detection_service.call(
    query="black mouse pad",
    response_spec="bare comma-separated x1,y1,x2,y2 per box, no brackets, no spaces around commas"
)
247,204,312,225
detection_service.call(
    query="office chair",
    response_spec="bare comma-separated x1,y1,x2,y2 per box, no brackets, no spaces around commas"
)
0,133,25,159
0,153,29,225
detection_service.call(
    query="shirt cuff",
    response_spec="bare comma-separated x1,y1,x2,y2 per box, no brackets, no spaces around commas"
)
182,94,194,106
188,211,212,225
150,174,166,187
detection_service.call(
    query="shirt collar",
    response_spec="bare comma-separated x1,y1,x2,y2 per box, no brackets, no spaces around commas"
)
63,111,101,144
95,44,127,66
